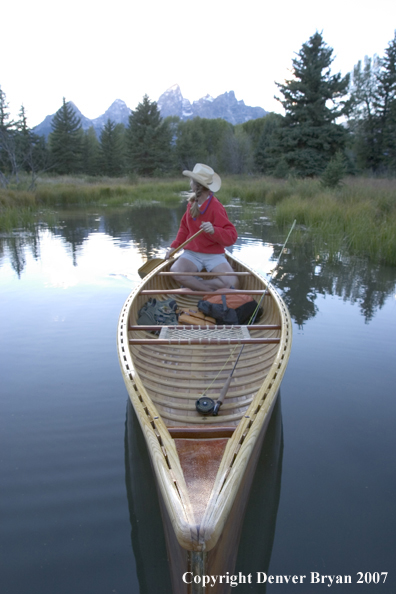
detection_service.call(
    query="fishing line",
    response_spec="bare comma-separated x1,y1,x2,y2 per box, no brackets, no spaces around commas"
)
196,220,296,415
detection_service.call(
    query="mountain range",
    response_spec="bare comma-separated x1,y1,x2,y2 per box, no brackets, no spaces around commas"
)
33,85,267,139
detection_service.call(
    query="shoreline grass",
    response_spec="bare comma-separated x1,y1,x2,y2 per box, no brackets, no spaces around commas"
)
1,174,395,265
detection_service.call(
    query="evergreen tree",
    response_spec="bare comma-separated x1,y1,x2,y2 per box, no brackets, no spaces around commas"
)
175,118,209,169
198,118,231,167
241,116,273,157
49,98,83,174
25,134,52,190
82,126,100,176
175,117,231,170
254,113,284,173
126,95,172,175
348,56,381,171
0,86,14,185
375,31,396,171
272,32,350,176
0,86,12,130
15,105,33,172
99,120,126,176
349,32,396,173
320,151,346,188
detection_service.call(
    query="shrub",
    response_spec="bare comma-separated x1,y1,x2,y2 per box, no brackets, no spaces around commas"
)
320,152,346,189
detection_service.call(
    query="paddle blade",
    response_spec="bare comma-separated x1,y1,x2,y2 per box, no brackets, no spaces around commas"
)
138,258,165,278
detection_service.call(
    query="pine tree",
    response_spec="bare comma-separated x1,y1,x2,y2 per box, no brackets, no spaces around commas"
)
0,86,12,130
99,120,126,176
175,118,208,170
174,117,231,170
126,95,172,175
14,105,33,172
49,98,83,174
375,31,396,171
348,56,381,171
254,113,284,173
349,32,396,173
272,32,350,176
0,86,13,184
82,126,100,176
320,151,346,188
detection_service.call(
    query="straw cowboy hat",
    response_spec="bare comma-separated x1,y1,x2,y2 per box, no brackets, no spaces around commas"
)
183,163,221,192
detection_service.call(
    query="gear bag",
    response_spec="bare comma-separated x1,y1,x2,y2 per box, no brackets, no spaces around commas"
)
137,298,178,326
197,294,261,325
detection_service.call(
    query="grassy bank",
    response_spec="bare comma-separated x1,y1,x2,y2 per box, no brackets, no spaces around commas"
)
222,176,396,265
1,174,395,265
271,177,396,265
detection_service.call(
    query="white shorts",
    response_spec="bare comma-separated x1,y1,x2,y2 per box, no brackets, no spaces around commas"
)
180,250,228,272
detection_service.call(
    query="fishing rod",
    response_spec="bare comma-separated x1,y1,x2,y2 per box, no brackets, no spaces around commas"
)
195,220,296,416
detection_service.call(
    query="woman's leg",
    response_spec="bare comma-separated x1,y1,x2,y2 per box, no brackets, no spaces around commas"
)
170,257,214,291
170,256,239,292
203,262,240,290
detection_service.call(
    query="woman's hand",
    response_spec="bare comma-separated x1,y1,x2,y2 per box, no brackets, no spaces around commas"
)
165,248,174,260
200,221,214,234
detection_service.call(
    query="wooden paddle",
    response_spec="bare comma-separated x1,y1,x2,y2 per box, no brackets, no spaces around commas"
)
138,228,204,278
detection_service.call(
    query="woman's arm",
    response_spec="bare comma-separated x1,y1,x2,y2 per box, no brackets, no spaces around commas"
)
209,202,238,247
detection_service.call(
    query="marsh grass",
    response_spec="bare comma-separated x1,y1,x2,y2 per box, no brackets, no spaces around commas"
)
0,175,186,230
33,176,186,206
272,177,396,264
1,174,395,264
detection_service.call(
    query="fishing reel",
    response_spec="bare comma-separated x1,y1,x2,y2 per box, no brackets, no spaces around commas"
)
195,397,221,416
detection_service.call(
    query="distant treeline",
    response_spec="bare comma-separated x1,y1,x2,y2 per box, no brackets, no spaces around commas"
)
1,31,396,189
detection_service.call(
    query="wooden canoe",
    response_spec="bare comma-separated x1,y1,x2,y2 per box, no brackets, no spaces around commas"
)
117,251,292,594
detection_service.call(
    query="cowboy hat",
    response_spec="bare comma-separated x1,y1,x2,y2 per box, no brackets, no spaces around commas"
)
182,163,221,192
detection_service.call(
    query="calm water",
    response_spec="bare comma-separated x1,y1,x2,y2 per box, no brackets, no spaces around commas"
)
1,202,395,593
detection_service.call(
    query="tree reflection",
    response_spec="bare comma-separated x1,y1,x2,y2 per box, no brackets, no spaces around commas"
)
101,203,184,258
0,205,395,325
273,241,396,325
2,233,42,278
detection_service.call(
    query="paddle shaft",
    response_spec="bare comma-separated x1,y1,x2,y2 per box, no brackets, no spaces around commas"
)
168,228,204,258
138,228,204,278
212,220,296,416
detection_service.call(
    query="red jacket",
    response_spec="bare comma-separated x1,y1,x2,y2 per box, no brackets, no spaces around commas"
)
170,195,238,254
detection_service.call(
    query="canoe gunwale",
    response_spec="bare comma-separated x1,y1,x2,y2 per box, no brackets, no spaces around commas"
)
117,250,292,553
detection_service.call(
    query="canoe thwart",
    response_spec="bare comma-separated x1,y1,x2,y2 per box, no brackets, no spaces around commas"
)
138,289,269,296
157,271,252,276
128,337,281,345
128,324,282,331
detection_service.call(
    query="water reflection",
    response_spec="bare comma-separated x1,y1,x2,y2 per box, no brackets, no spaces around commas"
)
236,396,283,593
275,247,396,324
1,203,395,324
124,400,172,594
102,204,185,258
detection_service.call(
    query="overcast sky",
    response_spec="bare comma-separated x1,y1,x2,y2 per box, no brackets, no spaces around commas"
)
2,0,395,127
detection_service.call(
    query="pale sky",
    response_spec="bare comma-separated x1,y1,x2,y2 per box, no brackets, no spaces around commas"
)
2,0,395,127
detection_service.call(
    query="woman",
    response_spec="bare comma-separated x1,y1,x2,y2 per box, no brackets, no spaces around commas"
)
165,163,238,291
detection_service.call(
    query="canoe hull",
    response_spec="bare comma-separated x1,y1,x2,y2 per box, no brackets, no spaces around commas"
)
118,250,292,593
157,391,278,594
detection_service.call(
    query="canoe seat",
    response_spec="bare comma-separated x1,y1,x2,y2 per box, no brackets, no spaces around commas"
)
159,325,250,341
169,427,236,439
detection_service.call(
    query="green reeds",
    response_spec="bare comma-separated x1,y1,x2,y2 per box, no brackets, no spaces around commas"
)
273,178,396,264
33,177,186,206
1,174,395,264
